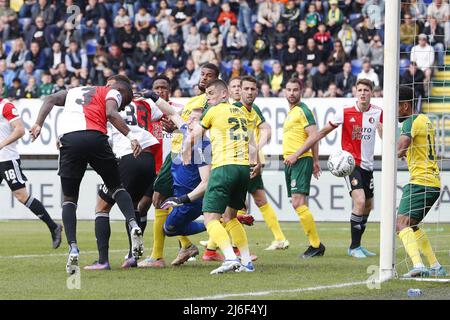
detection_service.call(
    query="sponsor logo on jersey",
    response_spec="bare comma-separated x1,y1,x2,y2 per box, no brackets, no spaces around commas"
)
369,117,375,124
351,178,359,186
350,117,356,122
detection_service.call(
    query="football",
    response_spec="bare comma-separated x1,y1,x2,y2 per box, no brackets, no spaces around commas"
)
327,150,355,177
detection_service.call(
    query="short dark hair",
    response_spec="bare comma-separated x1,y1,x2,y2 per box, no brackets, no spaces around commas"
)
286,78,303,90
399,85,414,103
240,76,258,86
205,79,228,91
355,79,373,90
107,74,131,85
151,74,171,88
201,63,220,77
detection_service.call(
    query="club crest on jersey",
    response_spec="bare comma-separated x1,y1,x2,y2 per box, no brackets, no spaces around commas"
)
351,178,358,186
12,108,19,116
291,180,296,188
369,117,375,124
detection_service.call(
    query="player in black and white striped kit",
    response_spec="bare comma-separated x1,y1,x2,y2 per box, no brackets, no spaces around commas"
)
0,98,62,248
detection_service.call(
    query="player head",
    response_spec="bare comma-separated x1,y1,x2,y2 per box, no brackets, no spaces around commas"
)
106,74,133,110
240,76,258,107
285,78,303,107
151,74,171,101
398,85,415,123
205,79,229,107
198,63,220,93
355,79,373,108
228,77,241,102
188,107,203,132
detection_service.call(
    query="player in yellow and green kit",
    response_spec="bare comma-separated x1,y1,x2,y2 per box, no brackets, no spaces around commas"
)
282,78,325,259
396,85,446,278
186,79,256,274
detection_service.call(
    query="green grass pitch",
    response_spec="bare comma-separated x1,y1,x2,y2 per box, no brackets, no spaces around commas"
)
0,220,449,300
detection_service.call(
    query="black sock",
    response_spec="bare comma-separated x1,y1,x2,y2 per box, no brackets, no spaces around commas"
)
26,197,57,231
350,213,364,249
125,219,133,259
112,189,138,229
95,213,110,264
140,215,147,235
361,215,369,238
62,201,77,246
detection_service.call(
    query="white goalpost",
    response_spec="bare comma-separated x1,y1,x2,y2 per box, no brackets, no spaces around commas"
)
379,0,400,283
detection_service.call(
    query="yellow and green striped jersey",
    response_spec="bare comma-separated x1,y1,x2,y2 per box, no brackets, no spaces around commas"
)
400,114,440,188
171,93,207,153
282,102,316,159
200,102,250,169
234,102,266,164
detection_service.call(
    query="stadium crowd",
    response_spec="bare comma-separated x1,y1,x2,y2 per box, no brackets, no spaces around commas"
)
0,0,448,100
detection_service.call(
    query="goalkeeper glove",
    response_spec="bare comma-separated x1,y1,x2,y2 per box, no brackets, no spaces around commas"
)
160,194,191,210
141,90,160,103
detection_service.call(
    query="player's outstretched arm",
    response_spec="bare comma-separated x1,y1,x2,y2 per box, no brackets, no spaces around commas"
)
30,90,68,141
397,135,411,159
0,118,25,150
140,90,184,128
106,99,142,157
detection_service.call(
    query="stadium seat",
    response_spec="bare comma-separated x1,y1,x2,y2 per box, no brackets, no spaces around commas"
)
4,40,13,56
221,60,232,75
349,13,361,24
264,59,276,75
157,60,167,73
242,60,252,74
86,39,98,56
399,59,410,76
351,59,363,75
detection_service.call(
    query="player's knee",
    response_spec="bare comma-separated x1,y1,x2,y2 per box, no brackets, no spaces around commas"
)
13,189,29,204
63,196,78,204
254,197,267,208
163,222,178,236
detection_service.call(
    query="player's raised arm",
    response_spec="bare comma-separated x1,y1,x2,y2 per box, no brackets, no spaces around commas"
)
140,90,184,129
30,90,68,141
0,113,25,150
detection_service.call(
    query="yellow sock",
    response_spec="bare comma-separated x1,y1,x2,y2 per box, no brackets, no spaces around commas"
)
399,227,424,267
225,218,251,265
178,236,192,249
259,203,286,241
414,228,438,267
151,209,169,260
206,220,235,259
295,205,320,248
206,237,218,250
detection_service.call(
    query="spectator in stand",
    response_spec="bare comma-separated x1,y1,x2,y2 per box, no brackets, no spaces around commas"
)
48,41,64,77
237,0,252,37
68,75,80,89
96,18,113,48
78,68,90,86
426,0,449,27
314,23,332,58
179,58,200,96
51,76,67,93
116,18,140,58
327,40,348,75
362,0,385,30
207,25,223,60
147,24,165,59
250,22,270,60
6,37,27,73
323,82,341,98
302,38,322,74
270,22,288,58
337,20,357,56
372,86,383,98
134,6,152,39
0,20,9,43
192,39,216,69
114,6,129,29
226,24,247,59
281,0,301,32
250,58,269,88
196,0,220,35
223,58,247,83
408,0,427,29
7,78,24,100
281,37,302,78
0,59,16,87
132,40,156,80
312,62,334,97
54,62,71,85
257,0,281,29
269,61,286,96
423,17,445,68
170,0,194,41
155,0,172,40
184,25,201,54
25,41,47,72
164,67,180,93
25,15,51,48
18,60,39,85
217,2,237,35
410,33,435,86
24,76,39,98
165,41,188,75
367,34,384,85
335,61,356,98
0,75,6,98
107,44,127,74
260,82,273,97
400,13,419,55
357,59,380,87
57,22,82,49
0,1,19,40
326,0,344,35
38,72,54,98
140,64,157,90
303,86,316,98
65,40,88,78
293,19,314,50
305,3,321,30
400,61,425,98
356,17,376,59
167,26,183,46
31,0,55,26
84,0,108,29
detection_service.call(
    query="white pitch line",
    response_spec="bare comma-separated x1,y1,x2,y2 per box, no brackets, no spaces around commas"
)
182,280,368,300
399,278,450,283
0,249,126,259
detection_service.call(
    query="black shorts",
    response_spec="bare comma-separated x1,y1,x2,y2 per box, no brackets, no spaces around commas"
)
344,166,374,199
58,130,121,190
98,151,156,205
0,159,27,191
